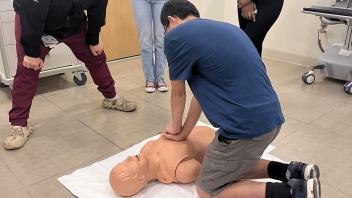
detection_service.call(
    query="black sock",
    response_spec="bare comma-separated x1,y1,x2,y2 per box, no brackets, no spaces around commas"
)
265,182,292,198
267,161,289,182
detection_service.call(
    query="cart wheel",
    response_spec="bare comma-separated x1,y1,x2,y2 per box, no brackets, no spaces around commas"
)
344,82,352,95
73,73,87,86
302,72,315,85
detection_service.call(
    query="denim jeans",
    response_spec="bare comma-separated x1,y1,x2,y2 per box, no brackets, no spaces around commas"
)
132,0,166,83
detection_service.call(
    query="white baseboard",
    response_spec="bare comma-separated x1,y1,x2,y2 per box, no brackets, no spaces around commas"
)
262,49,318,68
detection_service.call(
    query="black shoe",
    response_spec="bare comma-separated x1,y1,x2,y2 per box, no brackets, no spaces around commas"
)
287,161,320,180
288,178,321,198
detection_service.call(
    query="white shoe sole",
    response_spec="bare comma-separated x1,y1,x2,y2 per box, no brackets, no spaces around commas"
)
145,88,156,93
307,178,321,198
157,87,168,92
304,164,320,179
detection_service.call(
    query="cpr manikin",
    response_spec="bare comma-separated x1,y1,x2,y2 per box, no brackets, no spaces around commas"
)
109,126,215,197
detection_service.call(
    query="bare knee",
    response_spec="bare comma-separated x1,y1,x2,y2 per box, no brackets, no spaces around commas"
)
196,185,212,198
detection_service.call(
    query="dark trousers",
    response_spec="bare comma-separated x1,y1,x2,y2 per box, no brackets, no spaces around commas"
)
9,14,116,127
238,0,284,56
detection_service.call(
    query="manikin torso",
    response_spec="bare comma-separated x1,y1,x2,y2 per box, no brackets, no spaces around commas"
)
109,126,215,196
141,136,195,183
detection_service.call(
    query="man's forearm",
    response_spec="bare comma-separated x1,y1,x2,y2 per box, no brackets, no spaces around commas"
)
171,87,186,132
182,96,202,135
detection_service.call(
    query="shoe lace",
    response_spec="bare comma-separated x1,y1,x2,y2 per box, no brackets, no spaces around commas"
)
157,81,166,87
10,128,26,137
146,82,155,87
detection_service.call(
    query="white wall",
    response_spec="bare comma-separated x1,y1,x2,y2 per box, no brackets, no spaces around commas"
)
189,0,347,64
189,0,226,22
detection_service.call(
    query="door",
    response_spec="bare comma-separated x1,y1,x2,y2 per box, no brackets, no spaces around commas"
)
101,0,140,61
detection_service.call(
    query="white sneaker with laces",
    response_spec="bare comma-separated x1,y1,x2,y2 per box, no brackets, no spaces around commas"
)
145,82,156,93
156,81,168,92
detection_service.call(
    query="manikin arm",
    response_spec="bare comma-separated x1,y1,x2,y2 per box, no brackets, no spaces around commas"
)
175,159,201,183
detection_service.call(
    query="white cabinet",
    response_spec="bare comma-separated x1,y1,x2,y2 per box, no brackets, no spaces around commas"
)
2,22,15,45
0,0,12,12
45,44,74,71
4,44,16,77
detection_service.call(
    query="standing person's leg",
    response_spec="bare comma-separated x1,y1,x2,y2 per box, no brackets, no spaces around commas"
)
62,25,136,112
152,0,168,92
132,0,156,93
4,14,50,150
238,0,284,56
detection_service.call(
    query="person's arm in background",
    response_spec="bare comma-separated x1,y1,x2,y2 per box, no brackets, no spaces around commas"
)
237,0,251,8
84,0,108,56
14,0,50,70
237,0,257,21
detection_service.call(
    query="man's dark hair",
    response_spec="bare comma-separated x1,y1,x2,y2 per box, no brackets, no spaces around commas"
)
160,0,200,28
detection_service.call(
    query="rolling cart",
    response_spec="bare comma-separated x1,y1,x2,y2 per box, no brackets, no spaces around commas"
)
302,0,352,95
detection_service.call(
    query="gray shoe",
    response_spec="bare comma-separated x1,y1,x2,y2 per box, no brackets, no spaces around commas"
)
287,161,320,180
3,126,33,150
288,178,321,198
103,97,137,112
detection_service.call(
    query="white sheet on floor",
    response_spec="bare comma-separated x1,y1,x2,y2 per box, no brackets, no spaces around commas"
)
58,122,284,198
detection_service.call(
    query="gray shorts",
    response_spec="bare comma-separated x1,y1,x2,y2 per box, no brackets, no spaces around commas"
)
197,126,281,196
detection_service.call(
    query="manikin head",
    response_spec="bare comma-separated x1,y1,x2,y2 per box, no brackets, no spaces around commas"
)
109,154,150,197
160,0,200,33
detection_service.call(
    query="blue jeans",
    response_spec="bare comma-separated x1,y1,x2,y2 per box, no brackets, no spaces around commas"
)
132,0,166,83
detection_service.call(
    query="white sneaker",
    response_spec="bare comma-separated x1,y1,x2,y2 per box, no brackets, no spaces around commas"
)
102,97,137,112
145,82,156,93
156,81,168,92
3,126,33,150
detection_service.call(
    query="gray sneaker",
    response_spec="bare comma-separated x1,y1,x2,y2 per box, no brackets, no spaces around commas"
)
287,161,320,180
3,126,33,150
103,97,137,112
288,178,321,198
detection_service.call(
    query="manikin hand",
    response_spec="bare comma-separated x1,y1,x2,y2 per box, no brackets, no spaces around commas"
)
89,42,104,56
241,1,257,21
23,55,44,71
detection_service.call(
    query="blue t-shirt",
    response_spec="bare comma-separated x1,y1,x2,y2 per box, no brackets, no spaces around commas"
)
164,19,285,139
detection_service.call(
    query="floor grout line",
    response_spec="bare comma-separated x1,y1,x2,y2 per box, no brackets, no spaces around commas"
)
75,119,124,151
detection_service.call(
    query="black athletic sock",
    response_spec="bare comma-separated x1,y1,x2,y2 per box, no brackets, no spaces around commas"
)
265,182,292,198
267,161,289,182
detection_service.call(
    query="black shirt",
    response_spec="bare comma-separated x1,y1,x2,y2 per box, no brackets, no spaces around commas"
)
13,0,108,57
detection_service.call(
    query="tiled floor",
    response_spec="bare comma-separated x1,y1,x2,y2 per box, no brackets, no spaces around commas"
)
0,57,351,197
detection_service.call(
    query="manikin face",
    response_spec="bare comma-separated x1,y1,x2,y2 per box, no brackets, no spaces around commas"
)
109,154,149,197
